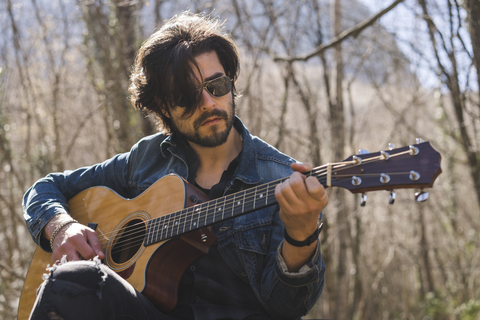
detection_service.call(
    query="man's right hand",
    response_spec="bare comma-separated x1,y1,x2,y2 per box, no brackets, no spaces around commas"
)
44,214,105,262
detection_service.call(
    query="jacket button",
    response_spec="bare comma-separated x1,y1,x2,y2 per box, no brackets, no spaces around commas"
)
241,272,247,277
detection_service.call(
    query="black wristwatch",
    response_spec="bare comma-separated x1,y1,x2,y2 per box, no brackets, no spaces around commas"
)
284,223,323,247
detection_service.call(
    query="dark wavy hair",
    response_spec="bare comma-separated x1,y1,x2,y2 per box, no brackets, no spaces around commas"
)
129,12,240,133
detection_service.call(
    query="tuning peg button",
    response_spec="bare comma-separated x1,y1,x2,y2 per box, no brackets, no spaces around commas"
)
352,176,362,186
360,193,367,207
388,143,395,150
380,151,390,160
415,190,429,202
416,138,424,144
358,149,370,155
389,191,396,205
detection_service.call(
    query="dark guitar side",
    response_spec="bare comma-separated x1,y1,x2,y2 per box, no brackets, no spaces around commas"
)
18,174,215,320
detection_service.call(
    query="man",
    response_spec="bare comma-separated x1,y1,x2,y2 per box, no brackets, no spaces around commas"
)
23,12,327,320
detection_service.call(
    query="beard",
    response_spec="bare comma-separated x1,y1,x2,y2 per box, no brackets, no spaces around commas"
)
171,98,235,148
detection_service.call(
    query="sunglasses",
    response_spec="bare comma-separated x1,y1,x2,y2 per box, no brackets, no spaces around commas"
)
177,76,233,108
201,76,233,97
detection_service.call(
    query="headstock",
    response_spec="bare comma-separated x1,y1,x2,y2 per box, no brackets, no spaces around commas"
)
324,140,442,205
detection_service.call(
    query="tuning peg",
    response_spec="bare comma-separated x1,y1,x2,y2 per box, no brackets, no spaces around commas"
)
415,189,429,202
360,193,367,207
358,149,370,155
389,191,396,205
388,143,395,150
416,138,424,144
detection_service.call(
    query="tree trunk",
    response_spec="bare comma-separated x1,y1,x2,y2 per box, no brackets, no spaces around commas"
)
332,1,348,319
464,0,480,108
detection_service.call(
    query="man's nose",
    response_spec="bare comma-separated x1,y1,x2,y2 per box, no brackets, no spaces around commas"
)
200,88,215,110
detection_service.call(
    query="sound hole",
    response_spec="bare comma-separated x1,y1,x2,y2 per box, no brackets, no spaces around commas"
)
111,218,146,264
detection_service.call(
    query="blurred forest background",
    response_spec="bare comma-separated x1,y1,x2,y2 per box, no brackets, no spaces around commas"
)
1,0,480,319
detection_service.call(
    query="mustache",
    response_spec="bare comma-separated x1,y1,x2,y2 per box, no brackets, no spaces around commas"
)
193,108,229,129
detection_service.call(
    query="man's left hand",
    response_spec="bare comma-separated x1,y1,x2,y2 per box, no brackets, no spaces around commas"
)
275,162,327,240
275,162,327,271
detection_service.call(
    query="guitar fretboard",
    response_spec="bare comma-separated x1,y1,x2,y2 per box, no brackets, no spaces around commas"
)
144,180,285,246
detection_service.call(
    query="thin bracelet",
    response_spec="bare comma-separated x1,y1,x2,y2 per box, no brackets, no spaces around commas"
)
49,219,78,250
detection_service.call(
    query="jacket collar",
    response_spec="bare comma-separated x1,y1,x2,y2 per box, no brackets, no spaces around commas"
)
159,116,262,186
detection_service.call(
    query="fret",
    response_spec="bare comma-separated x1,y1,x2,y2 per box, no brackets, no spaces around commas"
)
145,220,153,246
175,210,182,236
213,197,225,223
146,220,152,245
231,193,236,217
221,195,227,220
243,189,254,213
206,200,216,226
264,185,269,206
168,211,181,238
202,201,209,227
165,214,173,239
242,190,246,213
253,187,257,210
160,215,169,239
267,184,276,205
192,204,202,230
183,207,192,233
153,219,161,242
156,216,164,242
232,190,246,217
212,199,217,224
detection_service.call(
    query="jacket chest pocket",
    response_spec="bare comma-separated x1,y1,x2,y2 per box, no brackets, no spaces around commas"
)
238,224,271,255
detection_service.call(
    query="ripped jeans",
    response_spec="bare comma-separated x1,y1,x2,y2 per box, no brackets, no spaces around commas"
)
29,258,179,320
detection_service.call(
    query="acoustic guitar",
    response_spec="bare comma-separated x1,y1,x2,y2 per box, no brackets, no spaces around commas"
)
18,141,442,319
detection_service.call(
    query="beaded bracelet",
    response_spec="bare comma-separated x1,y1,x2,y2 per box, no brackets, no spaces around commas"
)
49,219,78,250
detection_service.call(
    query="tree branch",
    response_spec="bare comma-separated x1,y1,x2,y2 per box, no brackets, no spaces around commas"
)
274,0,405,62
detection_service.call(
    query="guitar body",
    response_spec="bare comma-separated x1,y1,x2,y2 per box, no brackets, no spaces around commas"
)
18,174,214,320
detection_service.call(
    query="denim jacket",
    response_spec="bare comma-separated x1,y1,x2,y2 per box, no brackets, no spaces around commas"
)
23,117,325,319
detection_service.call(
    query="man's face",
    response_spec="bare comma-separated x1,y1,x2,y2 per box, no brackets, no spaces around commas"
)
167,51,235,148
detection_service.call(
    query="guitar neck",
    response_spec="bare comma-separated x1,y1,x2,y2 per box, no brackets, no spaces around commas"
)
144,141,442,246
144,170,322,246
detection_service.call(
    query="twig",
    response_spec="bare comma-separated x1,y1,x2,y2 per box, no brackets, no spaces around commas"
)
274,0,405,62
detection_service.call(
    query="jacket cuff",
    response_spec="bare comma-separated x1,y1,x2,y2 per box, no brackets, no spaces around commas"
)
275,240,322,286
26,206,69,252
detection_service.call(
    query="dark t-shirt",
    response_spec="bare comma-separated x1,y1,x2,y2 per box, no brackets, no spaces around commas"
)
170,126,273,320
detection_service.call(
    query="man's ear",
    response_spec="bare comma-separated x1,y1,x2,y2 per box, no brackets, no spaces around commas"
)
154,96,170,119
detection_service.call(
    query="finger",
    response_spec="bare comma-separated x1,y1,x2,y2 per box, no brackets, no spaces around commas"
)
75,239,97,260
276,175,311,214
52,245,81,263
86,230,105,259
291,162,313,173
64,246,82,262
275,180,295,213
305,176,327,202
288,172,323,203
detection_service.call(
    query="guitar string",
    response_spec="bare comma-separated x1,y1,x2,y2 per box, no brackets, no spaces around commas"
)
96,150,416,253
99,150,416,254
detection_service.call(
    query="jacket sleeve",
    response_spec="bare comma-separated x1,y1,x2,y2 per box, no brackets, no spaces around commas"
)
22,150,135,252
259,210,325,319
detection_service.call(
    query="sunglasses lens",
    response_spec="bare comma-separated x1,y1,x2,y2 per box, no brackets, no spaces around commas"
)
206,77,232,97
